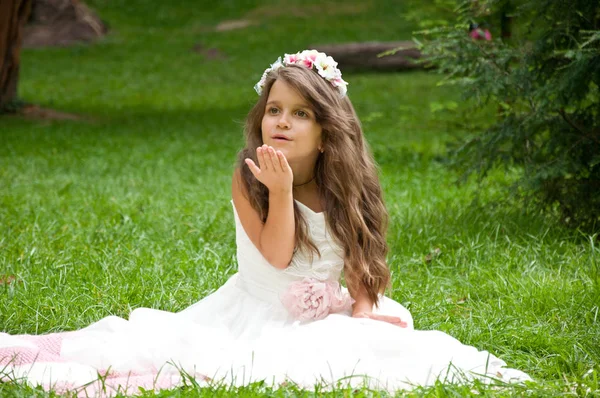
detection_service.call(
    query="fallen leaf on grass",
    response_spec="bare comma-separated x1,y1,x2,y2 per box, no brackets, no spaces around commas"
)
446,296,468,304
424,247,442,263
0,275,17,285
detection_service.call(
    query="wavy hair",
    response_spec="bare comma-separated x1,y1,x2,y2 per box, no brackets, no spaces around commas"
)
236,64,390,306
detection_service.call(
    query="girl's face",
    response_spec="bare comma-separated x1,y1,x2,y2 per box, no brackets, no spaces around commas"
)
261,79,322,164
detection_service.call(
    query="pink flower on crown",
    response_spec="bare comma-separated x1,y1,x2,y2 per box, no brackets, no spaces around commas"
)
302,58,314,68
254,49,349,98
281,278,354,321
300,50,318,68
284,53,299,64
302,49,320,62
332,77,348,97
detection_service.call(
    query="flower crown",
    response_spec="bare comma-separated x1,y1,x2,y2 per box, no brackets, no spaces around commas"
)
254,49,349,98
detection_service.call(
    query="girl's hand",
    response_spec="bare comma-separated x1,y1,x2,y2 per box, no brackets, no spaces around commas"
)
352,311,408,328
245,145,293,194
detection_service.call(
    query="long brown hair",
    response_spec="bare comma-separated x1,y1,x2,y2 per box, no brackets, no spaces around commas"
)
237,64,390,306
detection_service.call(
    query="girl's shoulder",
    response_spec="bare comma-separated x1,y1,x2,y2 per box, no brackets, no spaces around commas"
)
231,168,264,246
231,167,255,216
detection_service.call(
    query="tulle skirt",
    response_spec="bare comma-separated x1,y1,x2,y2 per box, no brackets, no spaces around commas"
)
0,273,530,396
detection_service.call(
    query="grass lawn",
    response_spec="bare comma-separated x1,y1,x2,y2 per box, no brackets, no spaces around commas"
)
1,0,599,396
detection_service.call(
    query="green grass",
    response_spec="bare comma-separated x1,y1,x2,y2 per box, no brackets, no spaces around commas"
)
1,0,599,396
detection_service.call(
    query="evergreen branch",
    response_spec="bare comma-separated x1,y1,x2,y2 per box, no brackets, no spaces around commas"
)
473,41,510,77
558,108,600,145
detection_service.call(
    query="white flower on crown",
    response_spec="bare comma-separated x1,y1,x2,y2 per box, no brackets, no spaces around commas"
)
253,57,284,95
314,54,338,79
270,57,284,71
254,50,348,98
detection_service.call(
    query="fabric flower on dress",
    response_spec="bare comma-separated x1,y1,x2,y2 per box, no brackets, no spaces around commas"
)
281,278,354,321
254,49,349,98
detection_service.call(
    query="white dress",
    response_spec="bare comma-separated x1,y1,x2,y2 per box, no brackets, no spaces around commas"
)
0,200,530,396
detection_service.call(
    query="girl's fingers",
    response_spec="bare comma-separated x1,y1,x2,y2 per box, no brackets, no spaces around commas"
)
267,146,278,171
245,159,261,178
368,314,408,328
257,146,268,171
277,150,289,172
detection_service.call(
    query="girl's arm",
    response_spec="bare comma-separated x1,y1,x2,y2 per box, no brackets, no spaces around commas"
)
232,146,295,269
349,282,374,315
349,279,408,328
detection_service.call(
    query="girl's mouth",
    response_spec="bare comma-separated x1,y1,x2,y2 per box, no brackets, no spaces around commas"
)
272,134,291,141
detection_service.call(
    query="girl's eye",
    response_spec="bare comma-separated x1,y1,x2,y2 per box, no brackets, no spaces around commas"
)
268,107,279,115
296,110,308,118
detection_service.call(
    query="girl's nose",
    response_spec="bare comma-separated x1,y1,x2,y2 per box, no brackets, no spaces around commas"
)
277,113,291,129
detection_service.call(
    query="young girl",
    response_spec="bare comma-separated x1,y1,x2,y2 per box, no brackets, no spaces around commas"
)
0,49,529,396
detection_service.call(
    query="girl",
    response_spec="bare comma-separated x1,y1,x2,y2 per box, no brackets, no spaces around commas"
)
0,50,529,396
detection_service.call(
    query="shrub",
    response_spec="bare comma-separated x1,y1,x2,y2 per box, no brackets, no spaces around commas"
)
413,0,600,231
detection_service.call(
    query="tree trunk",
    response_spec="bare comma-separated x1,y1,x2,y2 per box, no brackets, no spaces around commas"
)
0,0,32,111
312,42,424,72
500,1,513,39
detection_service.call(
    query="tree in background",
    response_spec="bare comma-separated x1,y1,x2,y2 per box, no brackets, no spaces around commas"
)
0,0,106,115
0,0,32,112
415,0,600,232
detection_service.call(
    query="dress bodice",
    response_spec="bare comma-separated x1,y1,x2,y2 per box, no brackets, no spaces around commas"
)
231,200,345,302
